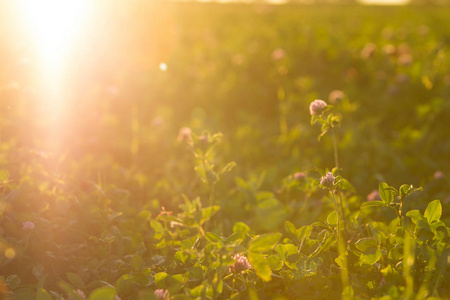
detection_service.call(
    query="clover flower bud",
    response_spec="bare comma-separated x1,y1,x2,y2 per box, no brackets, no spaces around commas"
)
309,99,327,116
320,172,335,188
154,289,169,300
177,127,192,142
229,254,251,274
22,221,35,231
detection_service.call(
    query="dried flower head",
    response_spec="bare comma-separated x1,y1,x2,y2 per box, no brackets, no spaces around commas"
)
320,172,335,189
177,127,192,143
309,99,327,116
229,254,251,273
22,221,35,231
154,289,169,300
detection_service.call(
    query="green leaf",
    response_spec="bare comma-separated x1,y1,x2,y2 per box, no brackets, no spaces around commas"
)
406,210,424,224
267,254,283,271
399,184,409,197
132,273,149,285
115,274,135,297
275,244,298,261
248,252,272,282
284,221,297,236
338,178,355,193
36,289,52,300
233,222,250,233
224,231,244,244
88,287,117,300
205,232,223,243
360,248,381,265
150,220,164,240
154,272,168,284
295,226,312,242
379,183,394,205
66,272,86,289
355,238,377,252
310,222,331,230
361,201,386,209
424,200,442,223
249,233,282,253
326,211,337,226
5,275,21,290
200,206,220,224
165,274,186,292
130,254,144,272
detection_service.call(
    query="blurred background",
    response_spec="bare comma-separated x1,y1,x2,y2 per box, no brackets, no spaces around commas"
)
1,0,449,227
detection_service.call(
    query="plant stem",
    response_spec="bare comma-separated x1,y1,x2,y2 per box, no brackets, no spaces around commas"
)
331,191,349,294
331,126,339,170
337,191,348,241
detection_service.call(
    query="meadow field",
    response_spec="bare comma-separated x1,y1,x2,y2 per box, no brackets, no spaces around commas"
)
0,2,449,299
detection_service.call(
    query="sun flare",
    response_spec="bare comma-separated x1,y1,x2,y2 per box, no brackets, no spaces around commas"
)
15,0,93,94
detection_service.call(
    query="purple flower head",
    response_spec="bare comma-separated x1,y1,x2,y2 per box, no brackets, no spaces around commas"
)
22,221,35,231
309,99,327,116
229,254,251,273
154,289,169,300
320,172,335,188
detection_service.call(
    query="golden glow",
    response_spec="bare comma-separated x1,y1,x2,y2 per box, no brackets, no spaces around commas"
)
159,62,168,71
10,1,94,150
16,0,92,88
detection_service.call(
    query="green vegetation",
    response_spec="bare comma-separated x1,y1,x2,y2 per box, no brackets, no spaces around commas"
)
0,3,449,299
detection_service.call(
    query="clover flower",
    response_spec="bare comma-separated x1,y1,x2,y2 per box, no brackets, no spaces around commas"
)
328,90,345,104
293,172,306,181
320,172,335,189
177,127,192,142
367,190,380,202
434,171,444,180
22,221,35,231
272,48,286,61
229,254,251,273
361,42,376,59
309,99,327,116
154,289,169,300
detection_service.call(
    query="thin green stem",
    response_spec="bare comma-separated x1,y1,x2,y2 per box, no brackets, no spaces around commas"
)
337,191,348,241
331,126,339,170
